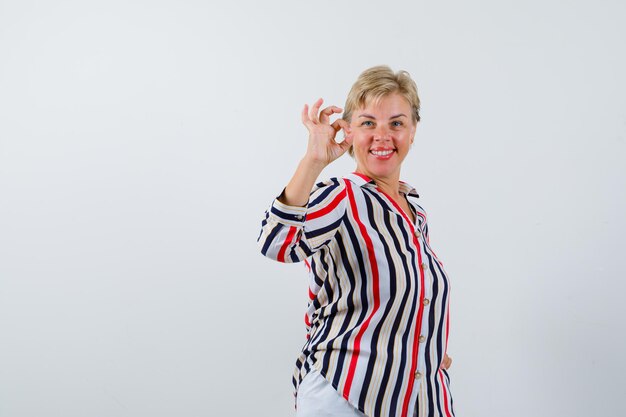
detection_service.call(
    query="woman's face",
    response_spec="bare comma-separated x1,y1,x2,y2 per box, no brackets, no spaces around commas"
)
350,93,416,182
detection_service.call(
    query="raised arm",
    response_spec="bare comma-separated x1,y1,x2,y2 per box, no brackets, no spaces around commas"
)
258,99,353,263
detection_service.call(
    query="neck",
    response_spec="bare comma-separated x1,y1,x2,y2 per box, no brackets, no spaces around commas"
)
375,178,401,197
355,169,401,197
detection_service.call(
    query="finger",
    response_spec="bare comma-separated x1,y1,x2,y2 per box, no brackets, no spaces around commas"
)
302,104,316,130
331,119,351,133
320,106,342,115
309,98,324,123
319,106,343,124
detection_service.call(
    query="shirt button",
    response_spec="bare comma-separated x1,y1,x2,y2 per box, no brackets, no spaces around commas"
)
423,298,430,306
421,262,427,270
414,371,422,379
414,229,421,238
419,335,426,343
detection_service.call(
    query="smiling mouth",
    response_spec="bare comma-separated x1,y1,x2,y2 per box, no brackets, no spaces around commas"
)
370,149,395,156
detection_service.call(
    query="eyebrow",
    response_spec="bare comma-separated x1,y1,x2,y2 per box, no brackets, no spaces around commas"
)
358,113,408,119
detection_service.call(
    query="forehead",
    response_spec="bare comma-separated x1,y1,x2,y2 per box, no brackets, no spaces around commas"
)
358,93,411,116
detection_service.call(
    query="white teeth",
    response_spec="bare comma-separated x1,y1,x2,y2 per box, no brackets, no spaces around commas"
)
371,150,394,156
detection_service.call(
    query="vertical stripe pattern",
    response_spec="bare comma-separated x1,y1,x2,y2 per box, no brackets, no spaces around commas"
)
258,174,454,417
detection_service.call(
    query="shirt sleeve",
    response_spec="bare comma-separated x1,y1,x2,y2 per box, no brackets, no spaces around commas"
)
257,178,347,263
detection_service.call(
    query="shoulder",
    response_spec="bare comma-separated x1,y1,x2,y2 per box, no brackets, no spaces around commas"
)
311,177,345,194
303,178,349,232
309,177,347,205
304,178,349,221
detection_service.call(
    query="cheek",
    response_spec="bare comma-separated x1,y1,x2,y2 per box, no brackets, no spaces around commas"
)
401,130,414,143
352,132,369,148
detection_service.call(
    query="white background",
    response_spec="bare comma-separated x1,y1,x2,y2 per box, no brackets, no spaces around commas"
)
1,1,625,416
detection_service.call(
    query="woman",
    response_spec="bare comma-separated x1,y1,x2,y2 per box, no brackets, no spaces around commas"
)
258,66,454,417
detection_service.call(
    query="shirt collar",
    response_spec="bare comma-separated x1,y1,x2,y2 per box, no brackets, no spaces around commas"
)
344,172,419,199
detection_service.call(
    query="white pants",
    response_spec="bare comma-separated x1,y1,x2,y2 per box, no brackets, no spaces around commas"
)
296,369,365,417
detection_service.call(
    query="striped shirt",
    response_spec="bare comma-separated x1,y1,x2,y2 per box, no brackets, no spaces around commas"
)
258,172,455,417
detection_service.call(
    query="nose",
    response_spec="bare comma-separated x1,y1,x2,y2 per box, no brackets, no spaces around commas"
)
373,125,391,141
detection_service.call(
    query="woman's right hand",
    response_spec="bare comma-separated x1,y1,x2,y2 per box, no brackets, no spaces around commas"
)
278,99,353,207
301,98,353,167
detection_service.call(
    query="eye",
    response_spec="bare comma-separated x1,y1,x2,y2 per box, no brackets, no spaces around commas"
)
391,120,403,127
361,120,374,127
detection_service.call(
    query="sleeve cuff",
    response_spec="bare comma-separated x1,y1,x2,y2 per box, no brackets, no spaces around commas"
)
269,196,308,226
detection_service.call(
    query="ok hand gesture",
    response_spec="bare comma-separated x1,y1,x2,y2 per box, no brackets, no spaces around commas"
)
301,98,353,167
